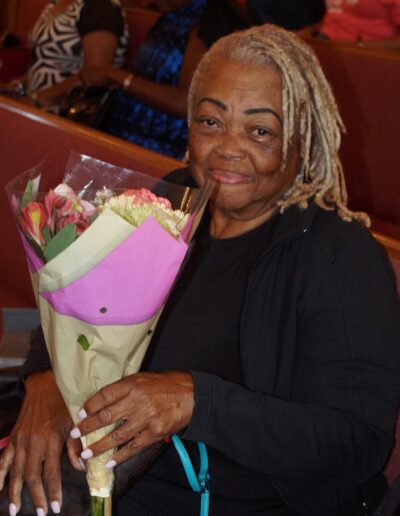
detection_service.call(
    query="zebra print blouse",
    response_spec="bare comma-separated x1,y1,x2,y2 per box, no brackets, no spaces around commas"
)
26,0,129,94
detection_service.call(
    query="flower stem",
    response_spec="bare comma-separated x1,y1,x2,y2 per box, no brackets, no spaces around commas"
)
90,495,112,516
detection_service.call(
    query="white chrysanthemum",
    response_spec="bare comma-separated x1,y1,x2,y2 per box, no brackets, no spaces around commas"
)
104,194,188,237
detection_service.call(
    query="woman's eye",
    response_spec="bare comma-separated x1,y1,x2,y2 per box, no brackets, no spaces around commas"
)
201,118,218,128
252,127,269,138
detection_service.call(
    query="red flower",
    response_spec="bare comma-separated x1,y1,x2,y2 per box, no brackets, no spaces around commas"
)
44,184,96,235
18,202,48,246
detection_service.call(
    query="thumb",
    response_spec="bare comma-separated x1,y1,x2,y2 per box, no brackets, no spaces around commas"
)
66,436,84,471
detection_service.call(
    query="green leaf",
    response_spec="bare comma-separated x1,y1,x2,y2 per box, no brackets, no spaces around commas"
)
26,235,45,262
42,225,52,245
43,224,77,262
77,334,90,351
20,179,34,211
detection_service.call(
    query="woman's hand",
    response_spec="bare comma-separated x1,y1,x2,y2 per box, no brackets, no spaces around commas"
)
0,370,83,515
70,371,194,468
80,65,112,87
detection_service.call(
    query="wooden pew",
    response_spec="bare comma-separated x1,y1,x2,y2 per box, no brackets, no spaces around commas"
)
0,94,181,312
309,40,400,240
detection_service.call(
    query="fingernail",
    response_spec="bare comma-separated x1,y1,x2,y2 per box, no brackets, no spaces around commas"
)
36,509,45,516
81,448,93,460
50,501,61,514
79,458,87,471
9,503,17,516
105,459,117,470
70,427,81,439
78,408,87,420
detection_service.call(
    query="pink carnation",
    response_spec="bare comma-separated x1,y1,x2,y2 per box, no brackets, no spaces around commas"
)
123,188,172,209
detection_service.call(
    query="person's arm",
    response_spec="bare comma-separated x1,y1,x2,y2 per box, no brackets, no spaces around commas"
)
81,28,207,118
0,370,82,515
33,30,119,109
0,327,83,514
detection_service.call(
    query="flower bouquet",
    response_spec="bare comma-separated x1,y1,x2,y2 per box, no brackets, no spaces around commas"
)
5,152,211,515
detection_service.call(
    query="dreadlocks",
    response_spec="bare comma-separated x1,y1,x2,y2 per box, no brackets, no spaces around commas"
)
188,24,369,226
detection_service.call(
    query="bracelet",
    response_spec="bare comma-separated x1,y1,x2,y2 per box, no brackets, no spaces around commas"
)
122,73,134,92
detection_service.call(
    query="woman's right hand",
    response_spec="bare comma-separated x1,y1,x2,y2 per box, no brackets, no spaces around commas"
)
0,370,82,515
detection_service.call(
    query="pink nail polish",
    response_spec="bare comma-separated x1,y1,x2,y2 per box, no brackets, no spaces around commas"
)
81,448,93,460
50,501,61,514
78,408,87,420
105,459,117,469
36,508,45,516
9,503,17,516
70,427,81,439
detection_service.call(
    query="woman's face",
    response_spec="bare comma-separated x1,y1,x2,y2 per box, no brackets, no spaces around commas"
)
189,59,300,224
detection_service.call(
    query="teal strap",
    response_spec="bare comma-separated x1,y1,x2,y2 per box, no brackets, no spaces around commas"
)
171,434,210,516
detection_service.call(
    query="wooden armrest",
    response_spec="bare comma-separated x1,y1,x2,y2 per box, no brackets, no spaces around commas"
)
372,231,400,260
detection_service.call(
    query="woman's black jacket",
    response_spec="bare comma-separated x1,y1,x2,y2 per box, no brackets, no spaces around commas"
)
182,198,400,515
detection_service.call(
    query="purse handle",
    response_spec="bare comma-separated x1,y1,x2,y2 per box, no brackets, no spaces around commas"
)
171,435,210,516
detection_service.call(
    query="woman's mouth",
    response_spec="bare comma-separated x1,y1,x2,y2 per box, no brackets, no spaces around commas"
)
209,169,252,185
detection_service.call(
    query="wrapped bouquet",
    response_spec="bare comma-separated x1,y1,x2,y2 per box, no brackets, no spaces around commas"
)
6,152,211,515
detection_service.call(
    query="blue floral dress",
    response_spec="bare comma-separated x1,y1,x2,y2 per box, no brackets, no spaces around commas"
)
105,0,207,159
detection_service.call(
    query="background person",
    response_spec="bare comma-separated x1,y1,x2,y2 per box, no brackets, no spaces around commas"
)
81,0,208,159
318,0,400,49
246,0,326,35
1,24,400,516
16,0,128,110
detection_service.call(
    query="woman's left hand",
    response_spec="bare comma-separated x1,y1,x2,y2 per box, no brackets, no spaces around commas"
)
70,371,194,467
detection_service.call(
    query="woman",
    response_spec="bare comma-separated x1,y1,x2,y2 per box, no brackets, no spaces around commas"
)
25,0,129,110
81,0,208,159
318,0,400,49
1,24,400,516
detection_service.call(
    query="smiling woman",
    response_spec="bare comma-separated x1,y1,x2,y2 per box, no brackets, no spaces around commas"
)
2,24,400,516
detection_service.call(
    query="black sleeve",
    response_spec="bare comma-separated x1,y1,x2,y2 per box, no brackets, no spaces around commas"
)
197,0,249,48
247,0,326,30
78,0,125,38
184,233,400,486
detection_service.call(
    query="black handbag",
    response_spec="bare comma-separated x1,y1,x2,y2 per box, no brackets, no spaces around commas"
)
61,86,116,130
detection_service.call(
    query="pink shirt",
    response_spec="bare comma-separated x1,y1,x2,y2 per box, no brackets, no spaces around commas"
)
321,0,400,40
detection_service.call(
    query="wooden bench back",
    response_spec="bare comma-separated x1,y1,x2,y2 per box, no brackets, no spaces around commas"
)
309,40,400,239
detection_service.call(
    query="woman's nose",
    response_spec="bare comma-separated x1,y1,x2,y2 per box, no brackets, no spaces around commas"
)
215,132,247,160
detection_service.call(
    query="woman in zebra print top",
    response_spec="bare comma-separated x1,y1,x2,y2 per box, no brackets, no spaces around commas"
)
26,0,128,111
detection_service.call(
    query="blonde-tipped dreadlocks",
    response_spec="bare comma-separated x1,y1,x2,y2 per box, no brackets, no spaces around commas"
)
188,24,369,226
